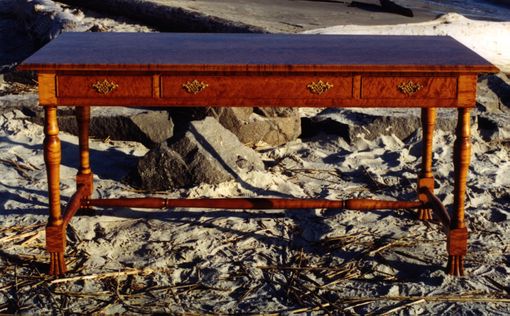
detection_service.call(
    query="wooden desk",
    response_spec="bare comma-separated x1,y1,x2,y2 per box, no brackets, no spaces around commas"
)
18,33,498,277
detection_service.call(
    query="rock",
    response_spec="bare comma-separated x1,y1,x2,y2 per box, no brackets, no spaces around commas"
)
14,0,87,46
29,107,174,148
133,142,190,191
55,0,264,33
477,113,510,143
380,0,414,17
133,117,264,191
301,108,457,144
349,0,413,18
476,73,510,142
0,93,38,112
477,73,510,113
211,107,301,147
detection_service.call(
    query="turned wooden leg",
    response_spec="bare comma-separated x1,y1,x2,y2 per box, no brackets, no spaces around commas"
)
76,106,94,201
44,106,67,275
417,107,436,220
447,108,471,276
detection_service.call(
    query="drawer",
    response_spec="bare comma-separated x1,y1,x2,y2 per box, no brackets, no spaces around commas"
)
161,75,353,99
361,76,457,99
57,75,153,98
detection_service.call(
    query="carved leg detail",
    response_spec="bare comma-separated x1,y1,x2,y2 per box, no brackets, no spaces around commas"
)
447,227,468,276
47,225,67,275
447,108,472,276
44,107,66,275
418,208,433,221
418,108,436,221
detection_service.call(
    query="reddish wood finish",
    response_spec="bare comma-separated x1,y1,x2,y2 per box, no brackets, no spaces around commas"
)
84,198,424,210
53,94,464,108
418,108,437,221
361,76,457,99
44,106,62,227
17,33,498,277
452,108,471,229
44,106,65,275
58,75,153,98
457,75,478,106
76,106,93,197
421,187,451,228
39,73,57,105
161,75,353,100
447,108,472,276
63,185,88,226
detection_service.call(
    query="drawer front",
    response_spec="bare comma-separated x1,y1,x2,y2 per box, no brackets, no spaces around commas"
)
57,75,153,98
161,76,353,100
361,76,457,99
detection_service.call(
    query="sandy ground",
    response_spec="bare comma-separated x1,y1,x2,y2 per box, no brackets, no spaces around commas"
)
1,1,510,314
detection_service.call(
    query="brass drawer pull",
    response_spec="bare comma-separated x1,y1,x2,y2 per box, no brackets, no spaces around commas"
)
307,80,333,95
182,80,209,94
398,80,423,96
92,79,119,95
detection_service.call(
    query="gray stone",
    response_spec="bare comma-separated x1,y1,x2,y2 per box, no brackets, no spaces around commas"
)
28,107,174,148
86,108,174,148
210,107,301,147
134,142,189,191
303,108,457,144
476,73,510,143
477,113,510,143
15,0,87,46
133,117,264,190
170,117,264,183
477,73,510,113
0,93,38,112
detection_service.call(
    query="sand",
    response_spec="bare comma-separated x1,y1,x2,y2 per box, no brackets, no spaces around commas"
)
1,2,510,314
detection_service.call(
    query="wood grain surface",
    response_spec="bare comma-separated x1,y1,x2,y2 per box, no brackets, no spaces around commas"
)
18,33,498,73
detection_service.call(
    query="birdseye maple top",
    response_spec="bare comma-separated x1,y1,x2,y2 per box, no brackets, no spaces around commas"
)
18,32,498,73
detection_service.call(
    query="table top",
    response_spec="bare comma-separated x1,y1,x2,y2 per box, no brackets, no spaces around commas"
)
18,33,498,73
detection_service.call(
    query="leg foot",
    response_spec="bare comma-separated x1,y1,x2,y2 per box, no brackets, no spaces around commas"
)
49,252,67,276
447,255,465,276
418,208,433,221
447,227,468,276
418,177,434,221
46,224,67,276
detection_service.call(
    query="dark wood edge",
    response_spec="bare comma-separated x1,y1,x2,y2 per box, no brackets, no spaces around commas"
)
16,64,500,73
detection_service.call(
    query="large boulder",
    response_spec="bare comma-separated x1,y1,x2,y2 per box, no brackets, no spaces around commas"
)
210,107,301,147
476,73,510,142
134,142,189,191
29,107,174,149
301,108,457,144
132,117,264,191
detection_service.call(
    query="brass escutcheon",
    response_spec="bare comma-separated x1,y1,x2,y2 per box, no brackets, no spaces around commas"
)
307,80,333,95
182,80,209,94
398,80,423,96
92,79,119,95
